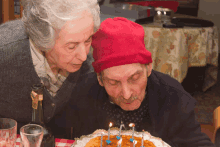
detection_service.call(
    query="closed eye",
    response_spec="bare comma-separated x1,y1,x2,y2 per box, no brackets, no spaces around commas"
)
68,44,77,50
65,42,78,50
85,37,92,43
108,80,119,85
129,72,142,82
131,73,140,81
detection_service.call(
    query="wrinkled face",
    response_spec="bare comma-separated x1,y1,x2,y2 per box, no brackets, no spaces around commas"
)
45,11,94,73
98,63,152,111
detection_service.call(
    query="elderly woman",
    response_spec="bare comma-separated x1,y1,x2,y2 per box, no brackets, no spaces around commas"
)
0,0,100,138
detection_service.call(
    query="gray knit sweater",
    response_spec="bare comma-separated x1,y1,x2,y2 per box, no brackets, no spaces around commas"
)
0,19,94,133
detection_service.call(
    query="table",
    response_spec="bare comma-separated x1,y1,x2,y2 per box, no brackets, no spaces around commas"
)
15,135,75,147
142,16,219,91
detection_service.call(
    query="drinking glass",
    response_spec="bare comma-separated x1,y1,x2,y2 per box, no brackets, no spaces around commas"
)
0,118,17,147
20,124,44,147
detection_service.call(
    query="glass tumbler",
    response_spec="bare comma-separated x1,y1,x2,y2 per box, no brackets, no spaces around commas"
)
0,118,17,147
20,124,44,147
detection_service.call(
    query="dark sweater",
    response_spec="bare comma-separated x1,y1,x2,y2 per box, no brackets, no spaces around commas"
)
67,71,215,147
0,19,94,138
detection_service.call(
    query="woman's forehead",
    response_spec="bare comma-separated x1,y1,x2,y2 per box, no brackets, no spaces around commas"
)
56,14,94,44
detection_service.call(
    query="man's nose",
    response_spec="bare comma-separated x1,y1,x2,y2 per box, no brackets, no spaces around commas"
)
121,84,132,100
76,44,87,62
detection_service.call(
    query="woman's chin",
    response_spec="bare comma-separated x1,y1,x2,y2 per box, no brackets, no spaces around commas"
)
66,65,82,73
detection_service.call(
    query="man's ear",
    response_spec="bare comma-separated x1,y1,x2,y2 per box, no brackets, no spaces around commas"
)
97,73,104,86
146,63,153,77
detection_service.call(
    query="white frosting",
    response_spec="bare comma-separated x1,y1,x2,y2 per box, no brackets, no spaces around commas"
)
71,129,171,147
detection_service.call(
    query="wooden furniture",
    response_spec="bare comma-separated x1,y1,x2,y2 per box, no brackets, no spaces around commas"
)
201,124,215,144
213,106,220,144
1,0,23,23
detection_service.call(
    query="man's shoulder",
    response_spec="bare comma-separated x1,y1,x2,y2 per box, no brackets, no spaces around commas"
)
70,72,103,109
0,19,28,47
151,70,186,93
150,70,195,104
74,72,101,96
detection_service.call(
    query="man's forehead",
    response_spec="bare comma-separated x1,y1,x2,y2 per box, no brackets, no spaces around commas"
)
102,63,145,79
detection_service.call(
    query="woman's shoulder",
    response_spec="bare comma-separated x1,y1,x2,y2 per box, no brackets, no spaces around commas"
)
0,19,28,47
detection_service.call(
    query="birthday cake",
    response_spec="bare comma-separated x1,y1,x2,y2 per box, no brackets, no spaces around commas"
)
71,128,171,147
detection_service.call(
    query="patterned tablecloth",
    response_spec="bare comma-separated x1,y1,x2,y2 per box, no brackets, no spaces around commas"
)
142,22,219,91
15,135,75,147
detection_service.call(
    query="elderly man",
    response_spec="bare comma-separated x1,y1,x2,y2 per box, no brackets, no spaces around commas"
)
68,17,215,146
0,0,100,138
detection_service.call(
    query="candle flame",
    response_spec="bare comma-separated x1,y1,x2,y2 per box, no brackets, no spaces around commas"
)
117,138,122,145
129,123,135,127
133,140,137,145
109,122,113,127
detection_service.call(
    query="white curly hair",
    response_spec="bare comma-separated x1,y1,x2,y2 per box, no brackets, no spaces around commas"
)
21,0,100,51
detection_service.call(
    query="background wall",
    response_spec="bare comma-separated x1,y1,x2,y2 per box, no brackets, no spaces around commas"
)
198,0,220,51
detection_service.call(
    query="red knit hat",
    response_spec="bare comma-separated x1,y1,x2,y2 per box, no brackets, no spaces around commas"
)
92,17,152,73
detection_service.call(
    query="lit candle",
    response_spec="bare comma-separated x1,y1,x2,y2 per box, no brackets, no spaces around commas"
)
117,138,122,147
133,140,137,147
129,123,135,140
106,122,113,145
100,132,103,147
108,122,113,140
141,130,144,147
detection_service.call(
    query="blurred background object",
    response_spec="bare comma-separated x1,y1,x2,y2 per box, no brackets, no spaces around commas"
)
109,0,199,16
0,0,200,24
198,0,220,52
0,0,2,23
14,0,20,16
0,0,23,24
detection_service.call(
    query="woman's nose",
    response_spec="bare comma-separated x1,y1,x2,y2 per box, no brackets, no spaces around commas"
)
76,44,87,62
